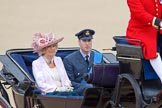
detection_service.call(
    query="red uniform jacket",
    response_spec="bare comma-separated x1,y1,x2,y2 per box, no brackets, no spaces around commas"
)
126,0,162,59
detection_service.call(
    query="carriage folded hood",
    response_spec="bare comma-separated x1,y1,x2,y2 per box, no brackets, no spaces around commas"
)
0,53,33,93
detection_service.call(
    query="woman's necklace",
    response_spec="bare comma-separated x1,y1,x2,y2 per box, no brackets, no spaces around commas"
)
43,56,53,64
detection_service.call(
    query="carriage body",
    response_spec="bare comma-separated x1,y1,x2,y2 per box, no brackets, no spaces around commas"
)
0,36,161,108
0,47,118,108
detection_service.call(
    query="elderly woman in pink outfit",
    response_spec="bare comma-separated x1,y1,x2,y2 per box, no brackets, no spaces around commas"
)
32,32,77,96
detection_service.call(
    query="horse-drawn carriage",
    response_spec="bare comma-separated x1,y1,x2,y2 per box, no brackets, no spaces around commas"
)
0,36,162,108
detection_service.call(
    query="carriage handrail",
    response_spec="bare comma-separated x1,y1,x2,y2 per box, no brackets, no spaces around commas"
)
117,56,141,61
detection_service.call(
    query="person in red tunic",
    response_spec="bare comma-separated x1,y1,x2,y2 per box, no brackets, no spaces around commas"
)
126,0,162,82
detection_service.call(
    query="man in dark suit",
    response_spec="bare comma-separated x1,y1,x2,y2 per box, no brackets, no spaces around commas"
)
63,29,103,95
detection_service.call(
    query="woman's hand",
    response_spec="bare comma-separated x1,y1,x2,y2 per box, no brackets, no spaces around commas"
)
66,86,73,91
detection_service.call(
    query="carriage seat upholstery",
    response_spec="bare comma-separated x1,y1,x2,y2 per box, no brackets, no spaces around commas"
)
10,50,76,81
10,53,37,80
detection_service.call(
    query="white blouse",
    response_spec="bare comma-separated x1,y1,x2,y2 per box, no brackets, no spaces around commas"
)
50,67,61,87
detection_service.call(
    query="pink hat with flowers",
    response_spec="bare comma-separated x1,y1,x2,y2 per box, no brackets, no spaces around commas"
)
32,32,64,53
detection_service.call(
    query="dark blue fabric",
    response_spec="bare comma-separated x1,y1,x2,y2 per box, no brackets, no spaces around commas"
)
32,89,42,94
113,36,159,80
46,91,79,96
157,32,162,52
11,54,30,74
37,93,84,99
142,59,159,80
11,53,38,80
113,36,129,44
10,50,77,81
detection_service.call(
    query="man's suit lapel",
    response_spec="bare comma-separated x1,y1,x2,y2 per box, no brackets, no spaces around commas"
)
76,50,94,65
76,50,94,72
76,51,86,65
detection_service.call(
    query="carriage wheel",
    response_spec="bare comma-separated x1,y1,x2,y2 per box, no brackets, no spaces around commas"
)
104,75,142,108
112,74,144,108
0,96,11,108
115,78,137,108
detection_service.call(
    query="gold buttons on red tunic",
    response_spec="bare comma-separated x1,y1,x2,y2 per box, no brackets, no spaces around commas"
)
155,0,159,16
